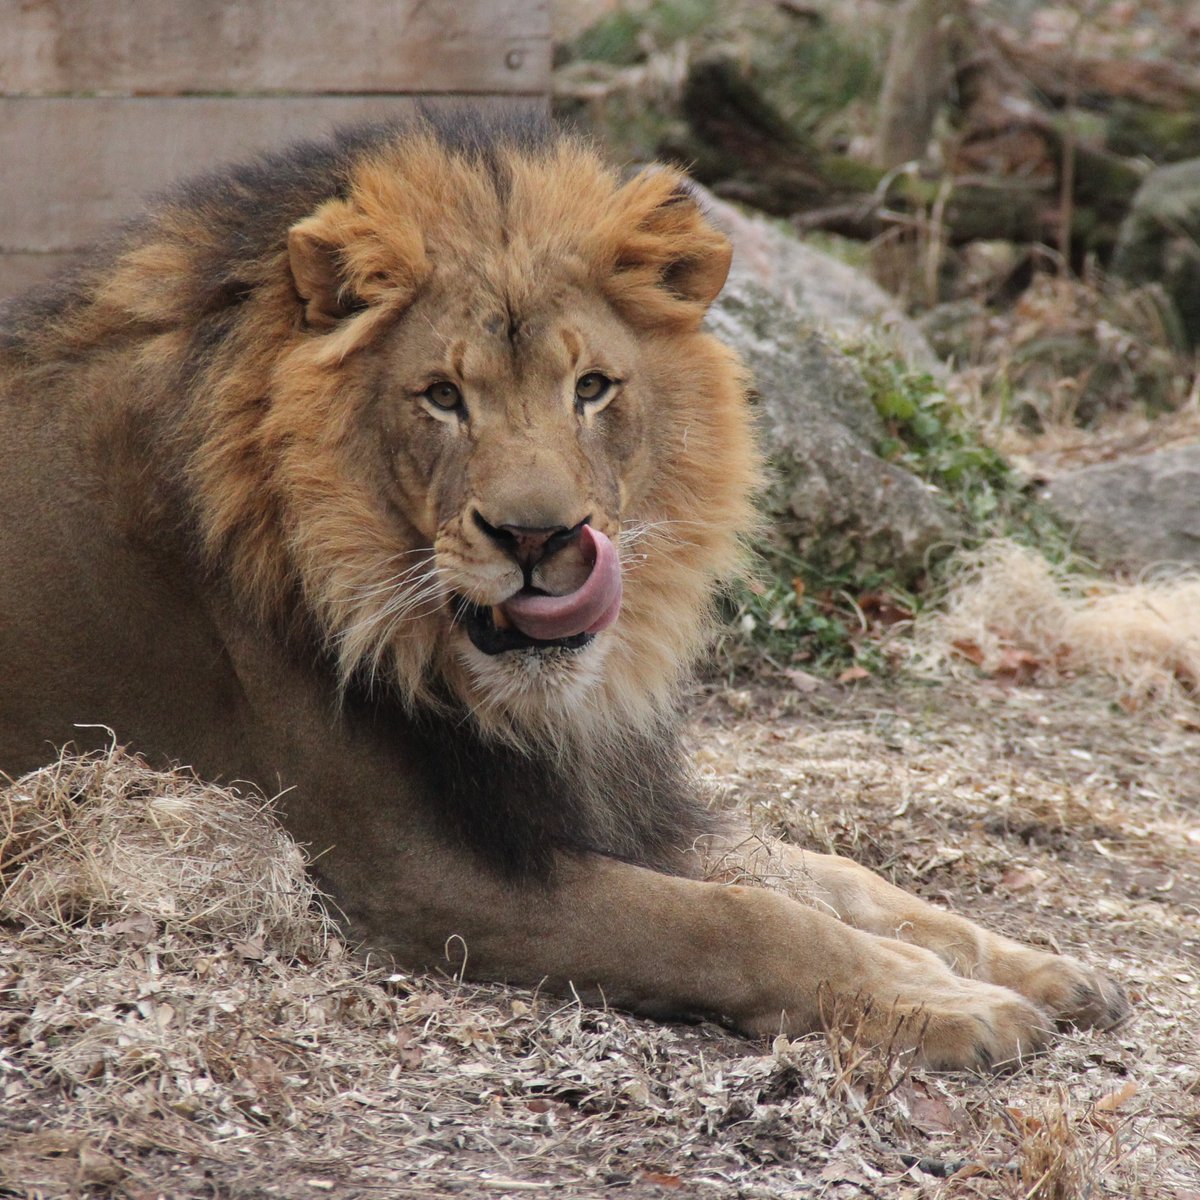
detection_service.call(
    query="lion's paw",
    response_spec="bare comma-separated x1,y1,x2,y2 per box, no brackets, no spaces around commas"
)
825,942,1053,1072
909,982,1052,1072
994,950,1130,1031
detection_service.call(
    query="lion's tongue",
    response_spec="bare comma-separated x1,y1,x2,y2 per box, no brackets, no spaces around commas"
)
500,525,622,641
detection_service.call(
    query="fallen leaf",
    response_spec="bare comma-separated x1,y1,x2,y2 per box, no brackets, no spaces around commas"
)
819,1163,873,1186
106,912,157,945
1094,1081,1138,1112
992,647,1043,684
77,1145,125,1185
951,639,986,666
233,937,266,961
638,1169,683,1189
1005,1105,1042,1133
241,1055,285,1093
858,591,914,627
908,1091,959,1134
783,668,822,693
1001,866,1048,892
837,666,870,684
791,577,806,601
393,1026,423,1069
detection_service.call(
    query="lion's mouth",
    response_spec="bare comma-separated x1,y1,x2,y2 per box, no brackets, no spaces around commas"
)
454,524,622,656
455,597,595,656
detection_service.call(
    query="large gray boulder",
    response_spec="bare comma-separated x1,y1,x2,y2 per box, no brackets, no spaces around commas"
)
700,189,956,581
703,189,939,368
707,276,959,580
1113,158,1200,348
1041,445,1200,569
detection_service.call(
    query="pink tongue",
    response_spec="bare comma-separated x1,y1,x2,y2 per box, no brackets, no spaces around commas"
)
501,524,623,641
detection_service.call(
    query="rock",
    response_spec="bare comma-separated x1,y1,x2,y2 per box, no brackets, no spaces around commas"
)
701,187,939,367
698,185,956,581
1112,158,1200,348
707,275,959,582
1041,446,1200,569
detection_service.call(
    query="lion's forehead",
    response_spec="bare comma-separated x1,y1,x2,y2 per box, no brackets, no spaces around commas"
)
410,273,635,394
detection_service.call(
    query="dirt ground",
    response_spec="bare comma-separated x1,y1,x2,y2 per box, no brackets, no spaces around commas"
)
2,674,1198,1200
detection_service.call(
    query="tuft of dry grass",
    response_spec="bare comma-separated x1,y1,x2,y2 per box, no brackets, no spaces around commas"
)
0,744,333,961
910,540,1200,711
1013,1095,1085,1200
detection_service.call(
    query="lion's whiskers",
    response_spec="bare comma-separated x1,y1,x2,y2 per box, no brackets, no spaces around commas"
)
345,551,437,600
620,519,707,563
332,557,448,688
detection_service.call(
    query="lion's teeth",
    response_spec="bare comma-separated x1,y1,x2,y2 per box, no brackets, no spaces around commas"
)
492,606,512,630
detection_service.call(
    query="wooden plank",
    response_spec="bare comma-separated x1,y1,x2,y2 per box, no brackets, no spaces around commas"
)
3,0,549,97
0,96,545,259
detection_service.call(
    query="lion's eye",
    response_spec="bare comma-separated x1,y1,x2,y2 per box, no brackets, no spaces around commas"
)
424,381,464,412
575,372,613,406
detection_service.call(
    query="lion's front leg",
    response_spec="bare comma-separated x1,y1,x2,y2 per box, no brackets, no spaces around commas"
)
357,850,1050,1072
692,832,1129,1032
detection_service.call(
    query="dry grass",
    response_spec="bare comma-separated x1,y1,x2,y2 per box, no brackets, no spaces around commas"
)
910,540,1200,713
0,748,332,960
2,688,1198,1197
692,679,1200,1198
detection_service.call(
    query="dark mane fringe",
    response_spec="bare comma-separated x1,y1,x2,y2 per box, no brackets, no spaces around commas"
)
0,108,558,355
345,681,712,881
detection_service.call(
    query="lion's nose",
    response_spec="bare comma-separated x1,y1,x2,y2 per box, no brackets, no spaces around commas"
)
473,511,584,572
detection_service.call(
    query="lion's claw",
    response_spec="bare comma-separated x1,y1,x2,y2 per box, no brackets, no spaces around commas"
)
1061,970,1131,1030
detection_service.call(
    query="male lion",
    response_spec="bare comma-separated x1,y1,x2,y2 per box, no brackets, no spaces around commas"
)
0,113,1125,1070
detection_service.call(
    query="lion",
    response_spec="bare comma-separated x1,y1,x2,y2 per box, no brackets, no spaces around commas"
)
0,112,1126,1070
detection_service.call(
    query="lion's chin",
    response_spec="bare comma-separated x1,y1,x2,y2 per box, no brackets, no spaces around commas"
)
454,626,613,727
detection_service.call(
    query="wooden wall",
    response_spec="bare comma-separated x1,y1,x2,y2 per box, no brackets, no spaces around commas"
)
0,0,551,298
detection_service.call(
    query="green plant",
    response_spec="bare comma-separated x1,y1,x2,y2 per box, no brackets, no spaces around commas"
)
859,349,1014,527
568,0,722,66
720,543,910,676
857,346,1080,566
755,17,882,143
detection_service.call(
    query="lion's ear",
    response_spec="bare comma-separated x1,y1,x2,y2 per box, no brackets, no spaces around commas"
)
599,171,733,326
288,201,360,329
287,195,429,332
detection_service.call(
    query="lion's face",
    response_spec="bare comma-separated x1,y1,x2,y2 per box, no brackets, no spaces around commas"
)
367,273,649,710
196,132,757,743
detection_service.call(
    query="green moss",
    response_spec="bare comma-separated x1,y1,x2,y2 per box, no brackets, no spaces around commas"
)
816,154,885,193
754,18,883,142
1107,103,1200,165
566,0,722,66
